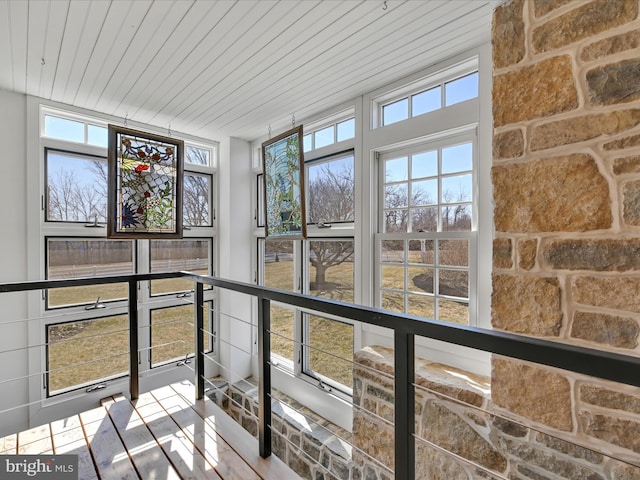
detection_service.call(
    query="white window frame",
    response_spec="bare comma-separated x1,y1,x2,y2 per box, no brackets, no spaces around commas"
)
26,101,219,426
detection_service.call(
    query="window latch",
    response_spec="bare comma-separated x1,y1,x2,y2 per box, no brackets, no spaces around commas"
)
177,354,192,366
84,215,104,228
85,297,105,310
176,291,191,298
317,222,332,229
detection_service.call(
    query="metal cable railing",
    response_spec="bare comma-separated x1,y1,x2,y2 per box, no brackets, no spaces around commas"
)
1,272,640,480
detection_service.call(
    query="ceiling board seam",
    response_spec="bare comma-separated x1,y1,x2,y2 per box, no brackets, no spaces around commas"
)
71,0,114,105
37,0,51,98
49,0,71,100
179,0,377,129
129,0,243,120
146,0,286,124
162,0,322,123
92,0,155,110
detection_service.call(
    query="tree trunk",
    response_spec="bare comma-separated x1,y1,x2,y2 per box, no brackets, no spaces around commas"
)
314,263,327,287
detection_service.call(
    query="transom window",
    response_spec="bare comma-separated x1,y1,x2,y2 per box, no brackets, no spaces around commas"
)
303,117,355,152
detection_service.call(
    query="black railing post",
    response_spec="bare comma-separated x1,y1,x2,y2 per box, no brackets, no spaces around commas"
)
195,281,205,400
258,296,272,458
128,279,139,401
394,328,415,480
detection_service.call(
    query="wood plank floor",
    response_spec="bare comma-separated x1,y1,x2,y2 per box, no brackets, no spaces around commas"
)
0,381,299,480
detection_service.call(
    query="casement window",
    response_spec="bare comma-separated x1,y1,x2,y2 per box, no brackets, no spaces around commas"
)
257,150,356,393
38,107,217,397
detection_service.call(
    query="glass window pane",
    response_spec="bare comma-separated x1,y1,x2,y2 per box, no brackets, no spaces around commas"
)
87,124,108,147
411,179,438,206
385,157,408,182
308,240,354,303
47,239,133,308
439,240,469,267
408,266,433,293
307,155,355,224
46,150,108,222
408,294,435,318
186,146,211,166
264,240,295,291
150,304,211,367
442,143,472,174
184,173,211,227
411,207,438,232
445,72,479,106
438,299,469,325
382,291,404,313
439,269,469,298
314,126,334,149
271,305,295,362
381,239,405,263
308,315,353,388
385,184,408,209
384,209,408,232
44,115,85,143
412,86,441,116
411,151,438,179
442,204,472,231
47,315,129,394
336,118,355,141
150,239,210,295
442,174,472,203
382,265,405,290
303,134,312,152
382,98,408,125
409,239,434,264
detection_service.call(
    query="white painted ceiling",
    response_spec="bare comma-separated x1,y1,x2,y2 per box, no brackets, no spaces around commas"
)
0,0,500,142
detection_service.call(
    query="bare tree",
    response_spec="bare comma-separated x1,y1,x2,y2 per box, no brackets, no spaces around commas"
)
184,175,210,226
307,162,355,290
48,170,81,221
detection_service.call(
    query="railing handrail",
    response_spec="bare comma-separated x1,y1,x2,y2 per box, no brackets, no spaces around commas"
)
2,271,640,480
184,272,640,388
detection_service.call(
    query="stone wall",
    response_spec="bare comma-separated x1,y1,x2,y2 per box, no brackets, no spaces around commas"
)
491,0,640,475
352,346,639,480
216,377,352,480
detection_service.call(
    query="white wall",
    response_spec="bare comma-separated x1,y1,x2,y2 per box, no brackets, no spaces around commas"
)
0,89,29,436
217,137,255,383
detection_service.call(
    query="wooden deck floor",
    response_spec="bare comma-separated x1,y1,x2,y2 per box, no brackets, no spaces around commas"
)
0,381,299,480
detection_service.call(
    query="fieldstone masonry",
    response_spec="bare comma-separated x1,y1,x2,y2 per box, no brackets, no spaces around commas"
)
491,1,640,479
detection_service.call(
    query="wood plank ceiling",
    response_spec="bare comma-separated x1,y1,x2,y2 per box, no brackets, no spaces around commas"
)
0,0,501,142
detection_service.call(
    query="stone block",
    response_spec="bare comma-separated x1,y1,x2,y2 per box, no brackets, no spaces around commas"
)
573,276,640,312
588,58,640,106
532,0,638,53
494,129,525,160
535,432,603,464
415,442,470,480
492,154,612,232
421,401,507,472
580,385,640,415
579,410,640,454
581,29,640,62
493,56,577,127
493,238,513,269
492,416,529,438
610,460,640,480
613,155,640,175
414,362,489,408
492,0,525,69
353,413,394,470
492,358,573,431
515,464,553,480
530,109,640,151
571,311,639,349
518,239,537,271
491,274,562,336
505,442,604,479
623,180,640,225
604,133,640,150
533,0,573,18
543,238,640,271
